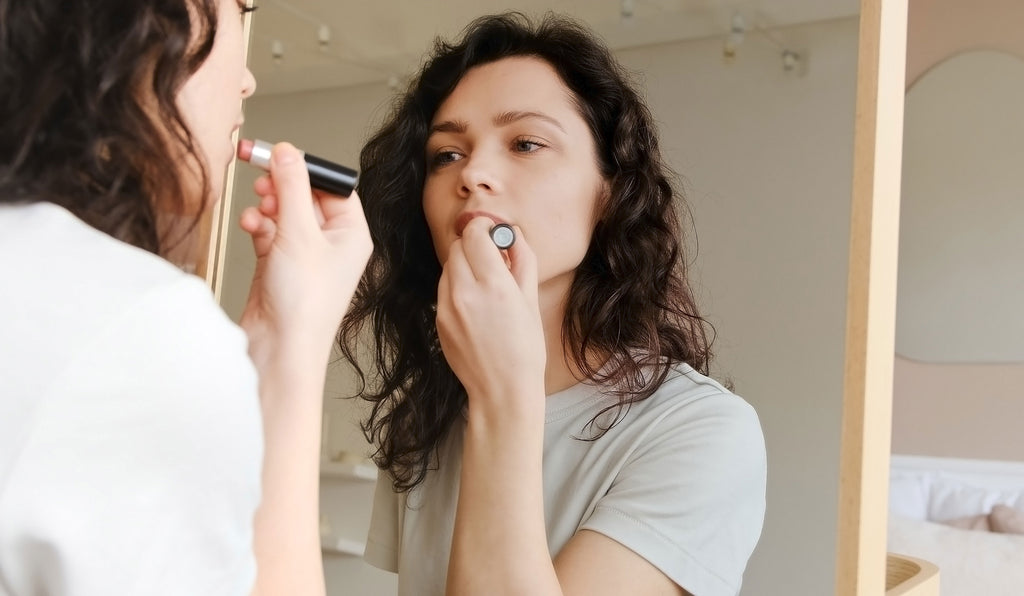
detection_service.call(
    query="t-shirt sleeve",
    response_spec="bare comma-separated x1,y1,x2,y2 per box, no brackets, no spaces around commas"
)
363,470,401,572
0,277,263,596
579,392,767,596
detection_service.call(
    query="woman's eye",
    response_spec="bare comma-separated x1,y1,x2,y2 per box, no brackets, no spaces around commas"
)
239,3,258,18
430,150,462,168
512,138,545,153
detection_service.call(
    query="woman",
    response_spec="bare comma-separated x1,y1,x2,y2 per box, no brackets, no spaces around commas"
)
0,1,371,594
340,12,766,596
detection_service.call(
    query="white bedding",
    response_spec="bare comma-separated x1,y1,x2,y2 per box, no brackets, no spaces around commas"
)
888,454,1024,596
888,515,1024,596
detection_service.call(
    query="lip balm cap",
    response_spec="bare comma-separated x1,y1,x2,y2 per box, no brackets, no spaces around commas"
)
489,223,516,249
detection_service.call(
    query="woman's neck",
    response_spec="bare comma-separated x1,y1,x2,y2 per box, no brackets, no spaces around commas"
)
538,276,588,396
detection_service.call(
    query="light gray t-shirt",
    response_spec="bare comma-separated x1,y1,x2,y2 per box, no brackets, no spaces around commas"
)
364,363,767,596
0,203,263,596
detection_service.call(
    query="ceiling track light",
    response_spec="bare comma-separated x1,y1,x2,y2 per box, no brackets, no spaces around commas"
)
621,0,635,19
721,13,807,75
723,11,746,60
781,49,800,72
318,24,331,51
271,39,284,65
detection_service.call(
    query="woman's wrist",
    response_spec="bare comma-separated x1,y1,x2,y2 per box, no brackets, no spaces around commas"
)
464,383,546,430
242,317,334,371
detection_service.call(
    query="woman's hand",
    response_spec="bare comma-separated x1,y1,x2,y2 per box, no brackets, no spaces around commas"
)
238,142,372,368
440,218,556,595
435,216,546,421
236,142,370,596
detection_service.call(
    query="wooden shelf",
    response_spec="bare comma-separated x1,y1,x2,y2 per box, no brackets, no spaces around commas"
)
320,460,378,482
321,534,365,556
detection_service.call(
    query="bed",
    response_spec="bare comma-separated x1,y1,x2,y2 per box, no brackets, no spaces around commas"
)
888,454,1024,596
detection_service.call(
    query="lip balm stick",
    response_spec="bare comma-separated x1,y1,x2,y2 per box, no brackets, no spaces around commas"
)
489,223,516,249
237,138,358,197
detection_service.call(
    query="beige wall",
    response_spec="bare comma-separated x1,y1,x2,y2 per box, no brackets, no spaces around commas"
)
223,16,862,596
906,0,1024,87
892,357,1024,461
896,49,1024,363
620,19,859,596
889,0,1024,463
222,82,399,594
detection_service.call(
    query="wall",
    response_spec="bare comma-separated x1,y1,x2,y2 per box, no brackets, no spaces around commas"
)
897,50,1024,362
622,19,859,595
888,0,1024,463
892,357,1024,461
222,82,400,594
222,16,861,596
905,0,1024,87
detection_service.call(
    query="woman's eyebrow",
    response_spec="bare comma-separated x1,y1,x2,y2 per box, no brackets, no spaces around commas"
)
429,120,467,135
493,110,566,132
429,111,566,137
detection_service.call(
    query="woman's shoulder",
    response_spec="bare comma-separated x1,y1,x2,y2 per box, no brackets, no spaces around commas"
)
0,205,260,523
0,202,224,328
644,362,755,416
1,202,191,288
615,362,765,451
617,362,766,488
0,202,249,409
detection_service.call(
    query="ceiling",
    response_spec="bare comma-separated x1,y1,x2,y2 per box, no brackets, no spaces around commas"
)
247,0,860,95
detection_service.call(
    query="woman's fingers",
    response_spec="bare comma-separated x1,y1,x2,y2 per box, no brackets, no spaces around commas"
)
251,145,368,241
460,218,537,304
504,226,538,303
239,206,277,256
443,238,476,293
316,187,367,233
460,217,512,283
258,195,278,217
265,142,319,232
253,174,275,197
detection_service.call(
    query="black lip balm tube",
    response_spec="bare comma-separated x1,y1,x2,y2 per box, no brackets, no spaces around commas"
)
489,223,516,249
237,138,358,197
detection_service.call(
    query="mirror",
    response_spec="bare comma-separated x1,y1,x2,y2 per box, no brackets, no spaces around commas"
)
896,50,1024,364
212,1,905,594
886,2,1024,594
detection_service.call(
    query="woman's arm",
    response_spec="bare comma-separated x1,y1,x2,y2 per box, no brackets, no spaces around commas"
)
434,217,552,594
450,409,687,596
237,142,372,596
436,218,692,596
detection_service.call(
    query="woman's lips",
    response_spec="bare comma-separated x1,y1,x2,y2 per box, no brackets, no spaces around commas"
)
454,211,508,236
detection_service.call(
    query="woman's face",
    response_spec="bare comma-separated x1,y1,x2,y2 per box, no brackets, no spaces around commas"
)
422,56,606,292
176,0,256,207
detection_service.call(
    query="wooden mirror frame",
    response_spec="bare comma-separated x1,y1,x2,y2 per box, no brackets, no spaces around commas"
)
195,0,257,302
836,0,906,594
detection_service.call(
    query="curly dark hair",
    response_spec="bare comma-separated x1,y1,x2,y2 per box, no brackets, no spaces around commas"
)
338,12,715,492
0,0,219,254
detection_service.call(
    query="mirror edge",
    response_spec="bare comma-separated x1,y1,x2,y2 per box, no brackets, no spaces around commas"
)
202,0,257,299
836,0,907,594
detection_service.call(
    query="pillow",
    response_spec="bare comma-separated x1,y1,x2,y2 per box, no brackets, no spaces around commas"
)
889,471,934,520
941,513,990,531
990,504,1024,534
927,478,1024,521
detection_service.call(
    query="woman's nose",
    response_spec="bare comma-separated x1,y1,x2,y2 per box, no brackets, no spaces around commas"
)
241,67,257,99
458,154,501,197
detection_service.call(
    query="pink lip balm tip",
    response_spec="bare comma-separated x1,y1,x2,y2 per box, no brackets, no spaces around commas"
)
237,138,254,161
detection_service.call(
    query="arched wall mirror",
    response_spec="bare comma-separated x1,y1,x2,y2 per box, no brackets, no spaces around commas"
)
886,2,1024,594
203,1,907,594
896,50,1024,365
